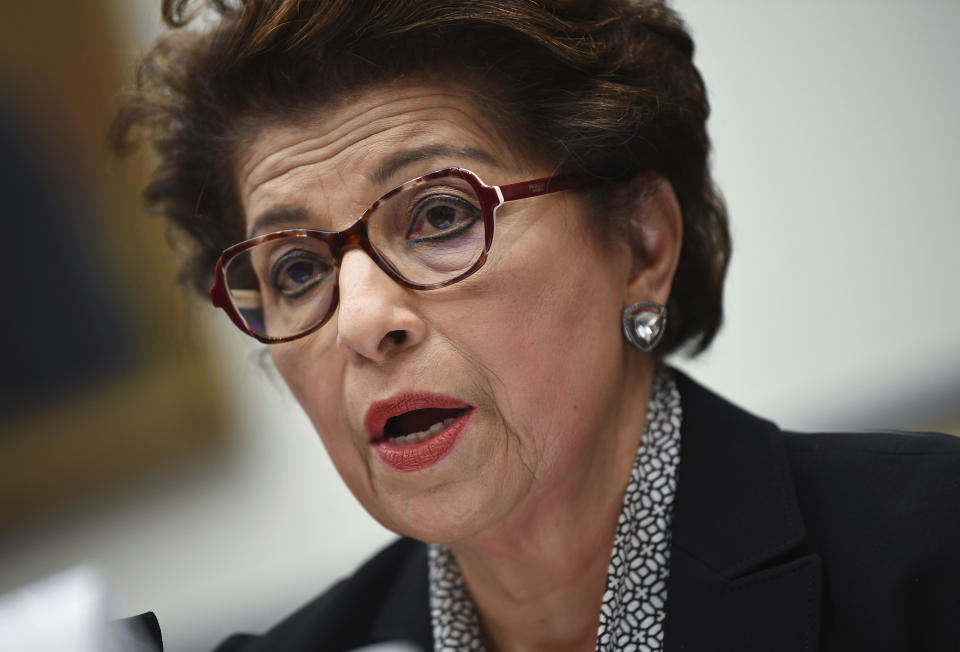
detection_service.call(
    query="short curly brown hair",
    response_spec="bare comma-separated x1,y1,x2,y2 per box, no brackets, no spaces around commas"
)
112,0,731,355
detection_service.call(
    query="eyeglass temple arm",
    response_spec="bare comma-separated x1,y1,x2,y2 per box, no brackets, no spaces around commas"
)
497,173,595,203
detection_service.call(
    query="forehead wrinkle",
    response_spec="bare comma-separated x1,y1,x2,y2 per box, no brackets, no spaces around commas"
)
237,84,537,236
241,114,490,215
238,86,492,190
242,130,512,231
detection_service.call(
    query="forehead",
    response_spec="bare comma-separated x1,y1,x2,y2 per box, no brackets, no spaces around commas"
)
236,83,527,235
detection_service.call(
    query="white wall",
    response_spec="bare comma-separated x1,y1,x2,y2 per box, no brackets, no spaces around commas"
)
2,2,957,651
671,0,960,431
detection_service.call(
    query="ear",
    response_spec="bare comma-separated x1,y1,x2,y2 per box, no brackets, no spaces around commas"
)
623,174,683,306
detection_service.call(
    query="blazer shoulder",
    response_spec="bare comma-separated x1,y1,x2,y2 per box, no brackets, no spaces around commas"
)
783,428,960,561
785,427,960,456
783,429,960,511
213,537,431,652
667,370,960,650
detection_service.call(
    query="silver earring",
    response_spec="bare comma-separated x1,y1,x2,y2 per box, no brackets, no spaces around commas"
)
622,301,667,352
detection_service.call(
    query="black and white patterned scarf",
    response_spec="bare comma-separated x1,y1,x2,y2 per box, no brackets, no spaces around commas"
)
428,369,683,652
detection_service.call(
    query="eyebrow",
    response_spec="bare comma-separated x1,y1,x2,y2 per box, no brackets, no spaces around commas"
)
247,144,500,239
371,144,499,184
247,206,310,239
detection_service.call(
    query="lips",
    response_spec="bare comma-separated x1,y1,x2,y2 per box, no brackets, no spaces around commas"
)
365,392,475,472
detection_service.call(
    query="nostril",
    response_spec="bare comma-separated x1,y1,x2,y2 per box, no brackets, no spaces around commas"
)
387,330,407,346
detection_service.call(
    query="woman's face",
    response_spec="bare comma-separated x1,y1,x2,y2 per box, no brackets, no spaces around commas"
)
236,82,645,545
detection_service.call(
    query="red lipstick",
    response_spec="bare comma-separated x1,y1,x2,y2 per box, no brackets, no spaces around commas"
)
365,392,475,472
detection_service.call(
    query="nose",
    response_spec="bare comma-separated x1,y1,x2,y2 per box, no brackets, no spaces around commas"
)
335,249,427,363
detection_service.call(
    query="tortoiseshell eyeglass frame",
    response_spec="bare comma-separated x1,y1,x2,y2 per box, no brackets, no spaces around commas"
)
210,167,593,344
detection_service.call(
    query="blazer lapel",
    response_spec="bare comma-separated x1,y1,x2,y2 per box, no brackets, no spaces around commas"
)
366,539,433,650
664,371,822,651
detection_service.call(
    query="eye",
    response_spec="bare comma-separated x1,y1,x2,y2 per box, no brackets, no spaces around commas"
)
406,194,481,242
270,250,333,298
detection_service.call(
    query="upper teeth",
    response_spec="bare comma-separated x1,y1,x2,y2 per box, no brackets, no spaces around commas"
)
389,417,456,445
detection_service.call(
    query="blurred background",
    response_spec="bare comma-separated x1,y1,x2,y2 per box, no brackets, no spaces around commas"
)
0,1,957,650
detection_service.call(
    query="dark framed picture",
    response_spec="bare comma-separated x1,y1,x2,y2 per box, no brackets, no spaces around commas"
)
0,1,226,526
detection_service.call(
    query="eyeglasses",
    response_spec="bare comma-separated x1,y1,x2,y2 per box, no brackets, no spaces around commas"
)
210,167,591,343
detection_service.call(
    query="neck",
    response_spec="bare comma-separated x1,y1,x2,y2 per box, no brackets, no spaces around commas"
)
455,520,618,652
449,359,657,651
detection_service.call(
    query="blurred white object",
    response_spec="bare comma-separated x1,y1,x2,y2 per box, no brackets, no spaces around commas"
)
0,565,128,652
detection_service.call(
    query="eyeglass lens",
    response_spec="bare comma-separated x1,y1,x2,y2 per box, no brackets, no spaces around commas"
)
222,174,487,339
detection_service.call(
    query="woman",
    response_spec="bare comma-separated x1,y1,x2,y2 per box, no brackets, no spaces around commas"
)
113,1,960,650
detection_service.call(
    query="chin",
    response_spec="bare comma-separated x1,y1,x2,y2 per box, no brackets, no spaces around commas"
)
365,481,510,546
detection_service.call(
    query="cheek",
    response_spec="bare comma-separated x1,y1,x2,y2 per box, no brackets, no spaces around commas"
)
269,339,349,446
270,340,381,500
453,237,625,445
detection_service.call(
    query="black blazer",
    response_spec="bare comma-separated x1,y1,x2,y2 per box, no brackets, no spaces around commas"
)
210,372,960,651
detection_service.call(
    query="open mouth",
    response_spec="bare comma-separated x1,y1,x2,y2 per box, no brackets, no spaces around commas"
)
379,407,472,446
365,393,475,471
